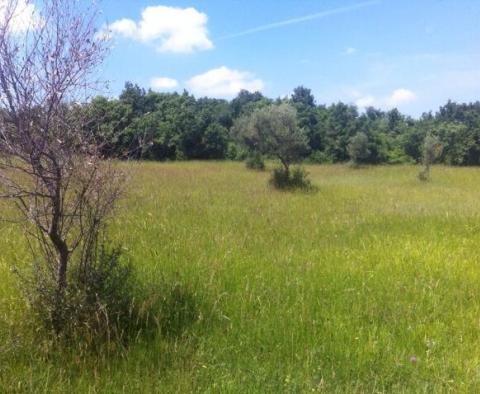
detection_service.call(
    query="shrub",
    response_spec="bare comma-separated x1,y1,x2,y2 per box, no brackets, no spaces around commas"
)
245,152,266,170
270,166,312,190
23,242,143,347
307,150,334,164
226,143,240,160
175,150,187,161
387,148,414,164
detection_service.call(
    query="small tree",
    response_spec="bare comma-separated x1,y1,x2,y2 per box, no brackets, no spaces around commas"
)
418,133,443,181
0,0,124,333
348,132,370,166
233,103,309,186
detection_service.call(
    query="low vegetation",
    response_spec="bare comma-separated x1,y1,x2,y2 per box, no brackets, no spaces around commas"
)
1,162,480,392
270,165,312,190
245,152,266,171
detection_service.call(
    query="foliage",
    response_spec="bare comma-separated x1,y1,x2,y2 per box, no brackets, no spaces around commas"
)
307,150,334,164
84,84,480,166
245,152,265,170
24,244,141,346
418,134,443,181
22,242,202,350
348,132,371,166
291,86,316,107
270,166,312,190
201,123,229,159
233,103,309,173
225,142,242,160
387,147,415,164
436,122,474,165
326,102,359,161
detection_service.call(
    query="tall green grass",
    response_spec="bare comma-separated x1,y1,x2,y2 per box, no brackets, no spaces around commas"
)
1,162,480,392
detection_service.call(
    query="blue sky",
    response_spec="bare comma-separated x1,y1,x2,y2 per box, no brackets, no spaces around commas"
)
100,0,480,116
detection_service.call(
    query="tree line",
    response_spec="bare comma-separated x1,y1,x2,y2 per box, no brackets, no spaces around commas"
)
86,83,480,166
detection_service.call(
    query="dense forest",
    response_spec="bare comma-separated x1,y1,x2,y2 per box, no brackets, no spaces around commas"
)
86,83,480,165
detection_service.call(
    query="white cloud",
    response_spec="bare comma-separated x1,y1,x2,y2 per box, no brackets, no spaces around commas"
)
186,66,264,98
106,5,213,54
0,0,39,33
344,47,357,55
387,88,417,106
109,18,137,38
150,77,178,91
355,95,375,108
354,88,417,110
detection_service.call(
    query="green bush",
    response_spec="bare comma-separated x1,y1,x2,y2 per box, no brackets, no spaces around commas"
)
245,152,265,170
24,243,146,348
387,148,414,164
21,245,208,356
226,143,240,160
270,166,312,190
307,150,333,164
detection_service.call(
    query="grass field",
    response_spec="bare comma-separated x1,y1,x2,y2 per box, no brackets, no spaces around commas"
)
2,162,480,393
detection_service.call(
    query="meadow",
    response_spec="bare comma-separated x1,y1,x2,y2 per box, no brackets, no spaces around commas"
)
1,162,480,393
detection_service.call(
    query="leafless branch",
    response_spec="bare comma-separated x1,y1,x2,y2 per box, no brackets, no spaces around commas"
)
0,0,123,300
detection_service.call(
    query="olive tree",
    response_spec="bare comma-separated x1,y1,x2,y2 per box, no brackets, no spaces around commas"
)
0,0,124,332
233,103,308,173
232,103,310,189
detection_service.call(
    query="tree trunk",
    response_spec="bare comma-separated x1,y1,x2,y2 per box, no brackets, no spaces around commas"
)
56,245,69,294
280,157,290,176
49,230,69,333
48,228,70,295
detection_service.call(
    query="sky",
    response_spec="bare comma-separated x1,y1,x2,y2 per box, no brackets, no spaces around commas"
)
97,1,478,116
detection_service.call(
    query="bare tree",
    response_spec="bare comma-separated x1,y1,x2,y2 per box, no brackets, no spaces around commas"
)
0,0,123,321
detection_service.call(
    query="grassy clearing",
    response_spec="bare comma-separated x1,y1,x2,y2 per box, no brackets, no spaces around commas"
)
1,162,480,392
